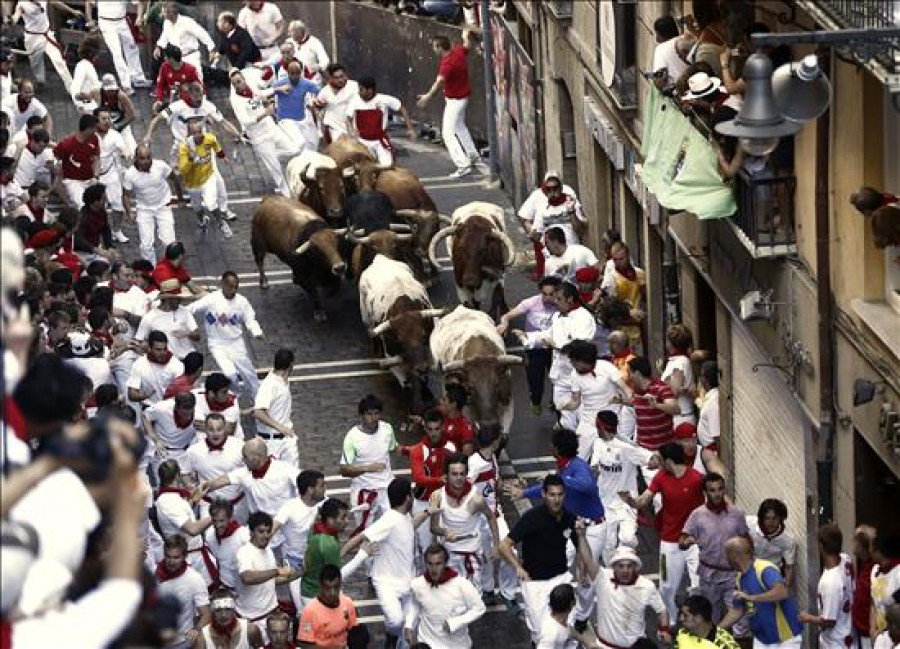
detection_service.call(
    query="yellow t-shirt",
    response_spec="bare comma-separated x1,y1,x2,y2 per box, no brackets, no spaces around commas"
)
177,133,222,189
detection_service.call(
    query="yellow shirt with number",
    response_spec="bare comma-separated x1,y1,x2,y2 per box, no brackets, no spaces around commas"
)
177,133,222,189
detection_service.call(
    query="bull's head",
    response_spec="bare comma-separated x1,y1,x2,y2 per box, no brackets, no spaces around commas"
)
302,160,344,221
395,210,450,270
347,226,413,259
294,227,347,277
428,219,516,290
442,354,522,427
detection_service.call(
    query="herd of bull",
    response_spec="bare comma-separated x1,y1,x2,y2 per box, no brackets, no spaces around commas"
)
250,136,522,429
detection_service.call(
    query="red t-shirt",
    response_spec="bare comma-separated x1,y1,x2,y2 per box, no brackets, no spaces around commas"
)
439,45,471,99
152,258,191,286
444,416,475,450
53,134,100,181
633,379,675,450
156,61,202,102
648,468,705,542
408,440,452,501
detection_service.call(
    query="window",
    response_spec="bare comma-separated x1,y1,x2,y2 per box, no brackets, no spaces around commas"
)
595,0,638,110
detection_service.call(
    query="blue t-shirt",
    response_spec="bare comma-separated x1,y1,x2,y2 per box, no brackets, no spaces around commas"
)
522,457,605,521
737,559,803,644
273,77,320,121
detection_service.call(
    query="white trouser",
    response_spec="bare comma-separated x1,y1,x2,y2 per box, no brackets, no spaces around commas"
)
184,52,204,81
121,126,138,157
110,354,136,402
753,636,802,649
279,118,316,153
659,540,700,622
521,572,572,642
24,31,72,87
359,137,393,167
373,580,412,636
600,503,639,566
136,205,175,262
74,99,99,114
250,129,297,196
99,171,124,212
207,338,260,398
62,178,93,207
575,419,598,461
262,435,298,467
553,381,578,431
479,514,518,599
447,547,483,587
411,498,433,569
187,171,228,214
573,522,606,621
617,406,637,443
442,97,479,170
97,17,147,90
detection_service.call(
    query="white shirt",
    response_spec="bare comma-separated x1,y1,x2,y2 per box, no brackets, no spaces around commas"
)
254,372,292,436
123,160,172,210
15,0,50,32
237,3,283,48
593,567,665,646
71,60,100,104
227,460,298,514
158,14,215,56
156,566,209,644
467,450,499,512
818,553,854,649
317,80,360,132
64,356,113,392
135,304,198,359
163,98,225,142
536,615,577,649
13,145,54,187
590,437,653,509
661,354,695,420
340,422,398,491
518,185,586,243
873,631,898,649
274,499,318,561
544,244,598,281
188,289,263,342
569,360,627,430
535,307,597,382
364,508,415,587
235,542,278,619
204,524,250,589
155,491,203,551
652,37,688,80
407,574,486,649
290,34,330,85
127,353,184,404
145,398,198,450
230,86,278,140
2,95,48,136
347,93,402,135
182,436,244,502
98,128,129,178
746,515,797,567
697,387,720,448
1,71,11,100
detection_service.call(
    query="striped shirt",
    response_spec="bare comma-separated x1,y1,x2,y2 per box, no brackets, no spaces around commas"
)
633,379,675,450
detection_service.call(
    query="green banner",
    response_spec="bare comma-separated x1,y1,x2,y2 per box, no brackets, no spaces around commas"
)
640,88,736,220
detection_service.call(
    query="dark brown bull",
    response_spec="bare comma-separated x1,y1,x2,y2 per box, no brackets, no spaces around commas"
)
250,196,347,322
324,136,376,170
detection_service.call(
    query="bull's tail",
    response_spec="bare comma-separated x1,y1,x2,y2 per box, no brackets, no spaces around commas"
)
250,231,269,289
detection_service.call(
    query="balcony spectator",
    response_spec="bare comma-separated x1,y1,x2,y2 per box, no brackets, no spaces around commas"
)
685,1,727,77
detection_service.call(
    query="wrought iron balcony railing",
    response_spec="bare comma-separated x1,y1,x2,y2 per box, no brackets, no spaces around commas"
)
732,169,798,258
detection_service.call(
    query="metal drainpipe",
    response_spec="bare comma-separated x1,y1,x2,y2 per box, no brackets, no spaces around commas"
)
481,0,500,183
815,50,835,524
663,229,682,326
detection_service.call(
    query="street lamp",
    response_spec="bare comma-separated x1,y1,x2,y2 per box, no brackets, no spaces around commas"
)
772,54,833,122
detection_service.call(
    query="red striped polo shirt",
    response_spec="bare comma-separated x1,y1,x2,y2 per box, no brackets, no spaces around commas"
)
633,379,675,450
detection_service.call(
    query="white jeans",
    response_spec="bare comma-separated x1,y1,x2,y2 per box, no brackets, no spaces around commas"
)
62,178,93,208
136,205,175,262
600,503,639,566
359,137,393,167
99,172,124,212
659,540,700,622
24,31,72,86
250,128,298,196
442,97,479,170
411,498,433,569
753,636,802,649
184,52,203,82
479,514,518,600
279,117,318,153
575,419,598,461
373,580,412,636
208,338,260,399
263,435,298,467
521,572,573,643
574,522,607,621
98,17,147,90
187,171,228,214
553,381,578,431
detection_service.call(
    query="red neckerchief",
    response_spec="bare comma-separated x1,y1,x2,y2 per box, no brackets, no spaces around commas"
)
215,520,242,542
158,485,192,500
102,89,119,106
615,261,638,282
422,433,448,451
445,480,472,500
611,574,638,589
555,456,572,471
173,408,193,429
206,392,235,412
313,521,341,537
707,500,728,514
882,192,898,206
155,560,188,582
236,86,253,99
1,619,10,649
424,567,458,588
91,329,114,348
206,436,227,452
17,96,30,113
211,617,238,636
547,193,567,207
26,200,45,222
148,350,174,366
185,97,201,108
298,33,310,45
251,456,273,479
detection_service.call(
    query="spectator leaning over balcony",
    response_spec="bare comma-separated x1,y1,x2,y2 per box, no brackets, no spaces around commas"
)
651,15,694,93
685,1,727,77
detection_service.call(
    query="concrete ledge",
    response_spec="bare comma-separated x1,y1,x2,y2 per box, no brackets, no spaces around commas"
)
852,298,900,357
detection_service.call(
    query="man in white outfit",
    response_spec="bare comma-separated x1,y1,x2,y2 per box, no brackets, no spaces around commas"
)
418,29,488,178
182,413,248,523
95,106,131,244
237,0,284,61
85,0,152,93
11,0,81,87
253,348,297,465
188,271,264,400
155,1,215,82
347,76,415,167
287,20,330,86
272,470,325,609
314,63,359,144
404,543,487,649
123,144,175,262
229,68,297,196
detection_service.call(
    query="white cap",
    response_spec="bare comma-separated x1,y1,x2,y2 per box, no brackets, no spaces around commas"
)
101,73,119,90
609,546,643,570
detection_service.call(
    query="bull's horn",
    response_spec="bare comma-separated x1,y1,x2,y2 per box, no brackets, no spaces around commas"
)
394,209,433,223
427,225,456,269
490,229,517,267
395,232,414,241
295,240,312,255
352,228,367,237
498,354,524,365
437,213,453,225
370,320,392,337
443,360,465,372
418,308,445,319
348,233,371,245
378,355,403,368
331,227,349,235
388,223,413,232
342,167,356,178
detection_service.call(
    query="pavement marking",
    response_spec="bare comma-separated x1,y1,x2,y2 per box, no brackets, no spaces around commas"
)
422,180,493,191
191,257,452,284
510,456,555,465
357,603,514,625
287,369,390,383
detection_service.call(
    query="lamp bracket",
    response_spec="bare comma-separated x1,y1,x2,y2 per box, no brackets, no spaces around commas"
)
752,362,794,380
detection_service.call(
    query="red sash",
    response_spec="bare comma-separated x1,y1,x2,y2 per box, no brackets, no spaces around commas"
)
350,489,380,538
355,108,391,150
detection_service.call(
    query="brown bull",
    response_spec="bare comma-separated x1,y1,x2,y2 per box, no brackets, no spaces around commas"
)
324,136,376,170
250,196,347,322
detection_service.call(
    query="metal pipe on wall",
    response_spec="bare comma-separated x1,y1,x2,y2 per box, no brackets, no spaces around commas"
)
481,0,499,182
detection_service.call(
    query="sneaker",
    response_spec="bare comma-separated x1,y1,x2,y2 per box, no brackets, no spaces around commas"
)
223,209,237,221
472,159,491,174
447,167,472,179
197,213,209,229
482,591,499,606
219,221,233,239
111,230,129,243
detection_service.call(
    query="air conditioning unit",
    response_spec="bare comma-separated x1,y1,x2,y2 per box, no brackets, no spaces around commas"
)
740,290,774,322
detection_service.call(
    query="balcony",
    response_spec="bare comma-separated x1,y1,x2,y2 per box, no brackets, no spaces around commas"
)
731,170,798,258
546,1,573,25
